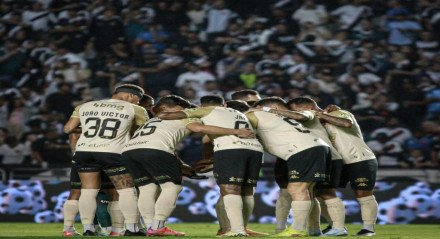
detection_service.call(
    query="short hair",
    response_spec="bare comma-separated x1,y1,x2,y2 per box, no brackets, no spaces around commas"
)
140,94,154,104
287,97,316,106
200,95,225,106
226,100,250,112
231,90,260,100
154,95,191,109
114,84,145,99
254,97,287,108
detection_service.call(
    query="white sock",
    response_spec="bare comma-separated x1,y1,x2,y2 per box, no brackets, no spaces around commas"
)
117,187,140,232
216,196,230,232
153,182,182,228
223,194,245,233
276,189,292,231
242,196,254,227
308,198,321,232
108,201,124,233
357,195,378,232
318,198,333,227
325,197,346,230
63,200,78,232
79,189,99,231
290,200,312,231
138,184,158,228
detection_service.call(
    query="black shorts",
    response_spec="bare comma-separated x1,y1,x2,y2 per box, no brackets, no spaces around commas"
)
70,166,115,189
339,159,378,191
123,148,182,186
73,151,128,177
315,159,343,189
274,157,288,189
213,149,263,187
286,146,331,183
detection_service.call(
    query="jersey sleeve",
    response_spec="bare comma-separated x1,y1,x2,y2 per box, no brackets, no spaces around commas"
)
328,110,352,120
70,105,81,118
246,112,259,129
133,105,148,126
183,106,215,118
301,110,315,120
180,118,202,126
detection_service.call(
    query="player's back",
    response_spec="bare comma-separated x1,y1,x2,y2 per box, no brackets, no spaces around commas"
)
249,111,329,160
185,106,263,152
300,111,343,160
123,117,197,155
76,99,146,153
324,110,375,164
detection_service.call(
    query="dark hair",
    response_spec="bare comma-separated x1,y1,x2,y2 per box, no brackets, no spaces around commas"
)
114,84,145,99
231,90,260,100
154,95,191,109
226,100,250,112
287,97,316,106
200,95,225,106
140,94,154,104
254,97,287,108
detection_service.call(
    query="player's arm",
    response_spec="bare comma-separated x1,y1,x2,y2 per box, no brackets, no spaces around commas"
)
68,129,81,153
186,122,255,138
245,111,259,129
157,107,214,120
131,105,149,135
263,108,313,121
316,110,353,128
194,135,214,173
156,111,188,120
64,108,81,134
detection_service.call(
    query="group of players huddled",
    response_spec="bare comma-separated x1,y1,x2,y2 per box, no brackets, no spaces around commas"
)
61,83,378,237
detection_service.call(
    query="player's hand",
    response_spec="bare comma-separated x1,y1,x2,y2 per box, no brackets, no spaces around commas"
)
324,104,341,113
194,158,214,173
181,163,196,177
235,128,256,138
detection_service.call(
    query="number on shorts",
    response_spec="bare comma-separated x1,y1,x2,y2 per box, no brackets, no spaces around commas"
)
282,118,310,133
84,117,121,139
234,120,249,129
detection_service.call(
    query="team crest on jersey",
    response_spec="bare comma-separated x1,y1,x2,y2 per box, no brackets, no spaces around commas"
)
355,178,369,183
289,170,299,179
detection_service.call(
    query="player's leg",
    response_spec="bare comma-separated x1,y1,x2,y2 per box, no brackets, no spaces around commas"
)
279,146,330,237
103,152,141,236
74,152,102,235
350,159,378,236
214,150,249,237
78,171,100,235
241,150,267,236
315,188,346,236
98,175,118,236
94,190,112,236
215,196,231,235
274,158,291,233
62,166,81,236
142,149,184,236
314,158,346,236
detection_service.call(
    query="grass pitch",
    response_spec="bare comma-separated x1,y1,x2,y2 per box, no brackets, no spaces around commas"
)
0,223,440,238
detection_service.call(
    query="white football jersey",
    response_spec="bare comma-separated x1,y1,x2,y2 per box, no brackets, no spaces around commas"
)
247,111,329,160
72,99,148,154
123,117,201,155
183,106,263,152
300,110,343,160
324,110,376,164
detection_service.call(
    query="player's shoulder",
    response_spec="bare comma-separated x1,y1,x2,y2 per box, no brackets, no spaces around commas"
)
329,109,353,117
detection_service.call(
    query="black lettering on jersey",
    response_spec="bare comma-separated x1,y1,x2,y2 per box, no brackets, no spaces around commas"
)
132,119,162,139
93,102,124,111
234,121,249,129
282,118,310,133
84,117,122,139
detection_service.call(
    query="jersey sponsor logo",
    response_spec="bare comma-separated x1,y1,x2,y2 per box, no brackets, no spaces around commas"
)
289,170,299,179
355,178,369,183
357,183,369,187
93,102,124,111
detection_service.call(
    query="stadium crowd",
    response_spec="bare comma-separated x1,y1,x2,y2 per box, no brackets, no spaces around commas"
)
0,0,440,171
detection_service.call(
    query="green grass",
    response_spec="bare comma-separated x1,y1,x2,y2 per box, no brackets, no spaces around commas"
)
0,223,440,238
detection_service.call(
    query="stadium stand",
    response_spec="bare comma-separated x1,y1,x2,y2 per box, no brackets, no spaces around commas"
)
0,0,439,179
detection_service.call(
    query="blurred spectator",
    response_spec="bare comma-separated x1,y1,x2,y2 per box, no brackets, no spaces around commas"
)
175,62,215,92
386,11,421,46
0,136,25,166
371,117,413,145
292,0,327,26
45,82,76,121
367,132,406,167
31,128,70,169
330,0,372,30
